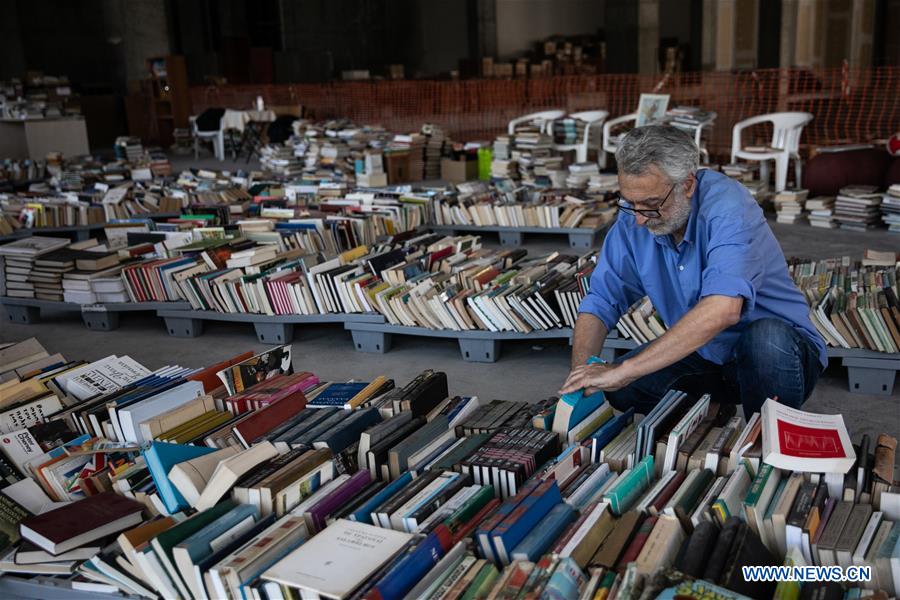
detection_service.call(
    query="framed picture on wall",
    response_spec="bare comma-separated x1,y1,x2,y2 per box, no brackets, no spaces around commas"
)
636,93,671,127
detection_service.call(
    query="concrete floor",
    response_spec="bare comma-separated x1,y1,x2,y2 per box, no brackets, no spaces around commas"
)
1,149,897,444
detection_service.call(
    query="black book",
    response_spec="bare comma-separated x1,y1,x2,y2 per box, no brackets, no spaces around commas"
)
719,521,777,599
366,417,427,479
701,516,741,582
676,520,720,578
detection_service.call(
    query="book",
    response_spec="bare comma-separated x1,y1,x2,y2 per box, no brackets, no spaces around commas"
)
143,441,218,514
20,491,144,554
261,519,412,599
761,399,856,473
194,441,279,511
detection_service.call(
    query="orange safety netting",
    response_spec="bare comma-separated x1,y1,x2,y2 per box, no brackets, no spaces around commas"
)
190,66,899,162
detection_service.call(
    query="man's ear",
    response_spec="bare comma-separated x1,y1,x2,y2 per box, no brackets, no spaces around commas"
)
683,172,697,197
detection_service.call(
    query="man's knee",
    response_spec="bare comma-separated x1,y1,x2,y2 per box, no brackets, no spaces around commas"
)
736,318,800,365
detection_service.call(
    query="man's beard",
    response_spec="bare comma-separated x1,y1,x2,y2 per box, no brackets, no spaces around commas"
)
646,194,691,236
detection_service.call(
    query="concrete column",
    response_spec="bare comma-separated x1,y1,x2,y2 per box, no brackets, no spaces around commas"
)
715,0,736,70
638,0,660,75
848,0,876,67
794,0,826,67
701,0,718,70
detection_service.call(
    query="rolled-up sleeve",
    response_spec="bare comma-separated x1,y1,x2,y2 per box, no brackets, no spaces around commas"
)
578,220,644,331
699,215,764,314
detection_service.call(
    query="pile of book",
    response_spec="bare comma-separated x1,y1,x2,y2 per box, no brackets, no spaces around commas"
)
551,117,587,146
773,189,808,225
806,196,837,229
0,236,70,299
259,145,303,178
0,195,106,230
0,338,896,599
882,184,900,233
422,123,446,181
566,162,601,190
834,186,884,231
789,250,900,353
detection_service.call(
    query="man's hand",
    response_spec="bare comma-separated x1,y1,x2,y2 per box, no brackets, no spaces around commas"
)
559,363,637,396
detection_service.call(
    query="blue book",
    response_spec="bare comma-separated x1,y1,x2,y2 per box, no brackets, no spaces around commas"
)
313,408,382,453
509,503,575,562
475,477,542,563
590,408,635,462
542,557,587,600
352,471,414,524
367,527,454,600
553,356,607,436
307,382,371,407
490,479,562,565
143,442,218,514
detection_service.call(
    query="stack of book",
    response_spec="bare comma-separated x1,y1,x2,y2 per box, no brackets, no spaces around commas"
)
834,185,884,231
422,123,446,181
882,184,900,233
259,145,303,177
806,196,837,229
551,117,586,145
773,189,808,225
0,338,894,599
0,196,106,229
0,236,70,299
566,162,600,190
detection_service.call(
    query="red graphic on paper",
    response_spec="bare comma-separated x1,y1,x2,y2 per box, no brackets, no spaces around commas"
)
777,419,844,458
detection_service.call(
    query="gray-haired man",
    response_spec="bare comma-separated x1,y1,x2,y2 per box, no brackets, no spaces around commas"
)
559,125,826,417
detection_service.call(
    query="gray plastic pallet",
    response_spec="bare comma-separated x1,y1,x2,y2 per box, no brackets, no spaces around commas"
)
0,297,190,331
429,224,604,249
156,309,386,344
826,347,899,396
344,322,578,362
0,575,135,599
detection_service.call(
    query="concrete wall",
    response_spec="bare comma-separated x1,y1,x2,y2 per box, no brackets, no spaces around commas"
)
495,0,605,59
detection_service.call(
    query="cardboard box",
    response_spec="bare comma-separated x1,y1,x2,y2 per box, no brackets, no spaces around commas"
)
441,158,478,184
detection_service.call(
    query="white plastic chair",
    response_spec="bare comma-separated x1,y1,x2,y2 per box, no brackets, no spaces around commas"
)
602,112,638,165
191,115,226,161
507,109,566,135
731,112,813,192
550,110,609,167
602,111,716,166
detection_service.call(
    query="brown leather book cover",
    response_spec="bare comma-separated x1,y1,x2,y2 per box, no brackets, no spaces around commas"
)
21,491,143,548
590,510,643,569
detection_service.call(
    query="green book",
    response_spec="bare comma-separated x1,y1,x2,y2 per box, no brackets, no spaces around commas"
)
444,485,496,534
604,455,654,515
672,468,715,526
150,500,236,599
461,562,500,600
744,463,775,508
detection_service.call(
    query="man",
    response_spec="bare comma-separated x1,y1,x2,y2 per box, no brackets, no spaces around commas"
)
559,125,826,417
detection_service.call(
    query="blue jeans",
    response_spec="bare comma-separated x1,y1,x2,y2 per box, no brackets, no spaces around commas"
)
605,318,823,419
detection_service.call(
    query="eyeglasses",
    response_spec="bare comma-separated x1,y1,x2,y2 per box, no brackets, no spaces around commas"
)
616,184,675,218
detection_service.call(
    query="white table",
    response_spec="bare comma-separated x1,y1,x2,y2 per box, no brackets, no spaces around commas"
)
0,117,90,160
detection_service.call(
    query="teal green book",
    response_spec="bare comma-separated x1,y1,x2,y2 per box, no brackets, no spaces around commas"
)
150,500,237,599
603,455,654,515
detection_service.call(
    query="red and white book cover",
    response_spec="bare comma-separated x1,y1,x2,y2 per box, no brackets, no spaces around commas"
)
761,398,856,473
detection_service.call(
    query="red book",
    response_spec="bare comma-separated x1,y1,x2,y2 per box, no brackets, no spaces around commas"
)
452,498,502,544
616,515,658,568
232,390,308,447
649,471,687,515
187,351,254,393
20,491,144,555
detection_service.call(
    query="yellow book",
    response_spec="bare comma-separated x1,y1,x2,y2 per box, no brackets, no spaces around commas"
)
157,410,222,442
139,394,218,441
340,245,368,264
169,411,234,444
344,376,388,409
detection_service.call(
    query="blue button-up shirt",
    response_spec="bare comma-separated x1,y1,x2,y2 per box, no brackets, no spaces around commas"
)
579,168,827,367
